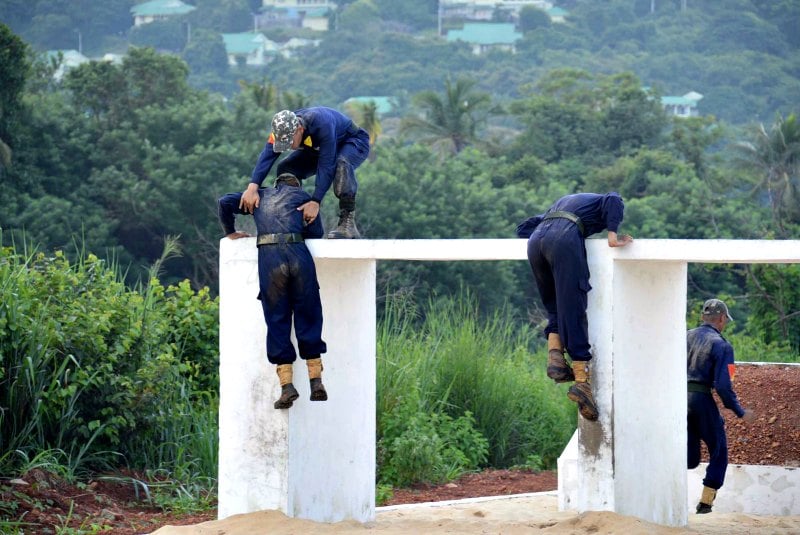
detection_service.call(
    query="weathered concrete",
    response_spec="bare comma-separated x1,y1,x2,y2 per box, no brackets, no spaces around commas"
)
219,238,800,526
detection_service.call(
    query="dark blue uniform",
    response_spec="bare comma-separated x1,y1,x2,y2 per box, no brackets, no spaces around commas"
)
687,323,744,490
517,193,625,361
250,106,370,205
218,184,327,365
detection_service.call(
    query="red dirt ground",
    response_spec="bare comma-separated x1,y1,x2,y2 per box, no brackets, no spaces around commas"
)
1,363,797,533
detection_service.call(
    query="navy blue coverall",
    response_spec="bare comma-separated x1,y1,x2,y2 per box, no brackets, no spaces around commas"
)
687,323,745,490
250,106,371,206
218,184,327,365
517,193,625,361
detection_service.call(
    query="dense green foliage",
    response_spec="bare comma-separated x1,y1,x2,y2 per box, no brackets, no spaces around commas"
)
377,295,574,491
0,237,219,509
0,1,798,509
0,239,579,512
1,11,798,350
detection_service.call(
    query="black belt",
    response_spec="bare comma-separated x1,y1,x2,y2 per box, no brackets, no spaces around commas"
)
543,211,585,236
257,233,304,246
687,382,711,394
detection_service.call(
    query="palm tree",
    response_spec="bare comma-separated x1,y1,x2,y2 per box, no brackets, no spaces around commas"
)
238,79,279,111
735,113,800,235
400,77,494,155
344,100,382,160
280,90,311,112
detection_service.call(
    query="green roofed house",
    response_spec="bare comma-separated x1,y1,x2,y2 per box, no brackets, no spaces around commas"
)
661,91,703,118
547,6,569,23
221,32,279,66
44,49,89,81
257,0,336,32
446,22,523,54
131,0,196,27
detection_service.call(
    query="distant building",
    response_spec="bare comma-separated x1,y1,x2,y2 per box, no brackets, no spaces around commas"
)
221,32,279,66
662,91,703,118
441,0,553,21
447,22,523,54
45,49,89,81
131,0,196,27
546,6,568,23
101,53,125,65
278,37,321,58
257,0,336,32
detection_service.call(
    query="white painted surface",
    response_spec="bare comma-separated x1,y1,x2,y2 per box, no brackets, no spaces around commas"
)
218,240,376,523
218,237,289,518
612,260,688,525
689,464,800,515
561,453,800,516
304,238,800,263
219,237,800,527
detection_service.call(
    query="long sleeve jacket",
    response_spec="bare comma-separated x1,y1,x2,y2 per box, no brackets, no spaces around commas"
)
687,323,746,417
218,185,324,239
516,192,625,238
249,107,361,203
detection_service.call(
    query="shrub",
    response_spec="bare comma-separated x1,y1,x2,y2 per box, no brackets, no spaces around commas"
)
0,240,219,479
377,293,575,487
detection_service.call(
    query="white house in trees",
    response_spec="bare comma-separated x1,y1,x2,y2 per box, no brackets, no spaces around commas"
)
131,0,196,27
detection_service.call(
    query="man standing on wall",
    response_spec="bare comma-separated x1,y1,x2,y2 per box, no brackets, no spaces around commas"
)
687,298,754,513
240,107,371,239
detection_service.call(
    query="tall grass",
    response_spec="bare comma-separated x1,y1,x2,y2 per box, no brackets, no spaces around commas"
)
0,235,219,512
377,293,576,484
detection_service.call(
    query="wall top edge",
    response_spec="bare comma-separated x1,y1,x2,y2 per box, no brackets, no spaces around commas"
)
219,238,800,263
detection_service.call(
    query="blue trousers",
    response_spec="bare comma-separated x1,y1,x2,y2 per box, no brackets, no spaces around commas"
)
276,130,370,200
526,220,592,360
687,392,728,489
257,244,326,365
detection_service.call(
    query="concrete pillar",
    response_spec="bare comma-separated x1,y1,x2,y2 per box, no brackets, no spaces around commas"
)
218,238,800,527
218,239,376,523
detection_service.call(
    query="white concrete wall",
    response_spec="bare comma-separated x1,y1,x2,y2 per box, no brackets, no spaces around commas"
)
219,238,800,527
561,451,800,516
612,260,688,524
689,464,800,515
218,240,376,522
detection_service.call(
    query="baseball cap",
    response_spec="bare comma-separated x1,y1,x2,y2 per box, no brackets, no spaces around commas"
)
702,299,733,321
271,110,299,153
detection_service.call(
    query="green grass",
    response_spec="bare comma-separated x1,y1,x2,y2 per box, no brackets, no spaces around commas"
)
377,293,576,487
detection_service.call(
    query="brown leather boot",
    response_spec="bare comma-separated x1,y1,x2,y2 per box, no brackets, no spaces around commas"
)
306,358,328,401
696,486,716,514
546,333,574,383
274,364,299,409
567,361,598,421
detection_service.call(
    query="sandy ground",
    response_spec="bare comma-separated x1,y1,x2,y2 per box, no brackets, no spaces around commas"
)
151,492,800,535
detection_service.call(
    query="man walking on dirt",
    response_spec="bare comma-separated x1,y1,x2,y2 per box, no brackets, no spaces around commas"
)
687,298,754,513
240,107,370,239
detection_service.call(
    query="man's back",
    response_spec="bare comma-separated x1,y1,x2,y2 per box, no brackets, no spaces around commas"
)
253,185,323,239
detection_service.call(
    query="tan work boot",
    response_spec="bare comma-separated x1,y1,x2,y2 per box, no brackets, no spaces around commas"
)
546,333,574,383
274,364,299,409
696,486,716,514
306,358,328,401
567,361,598,421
